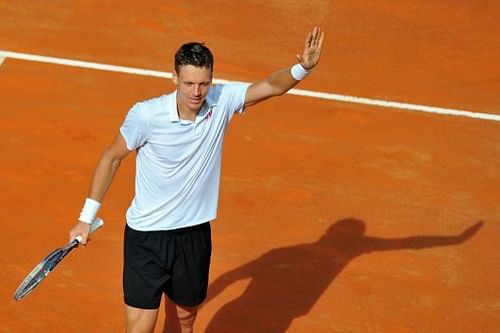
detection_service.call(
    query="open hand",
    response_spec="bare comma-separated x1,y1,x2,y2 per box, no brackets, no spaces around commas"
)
297,27,325,70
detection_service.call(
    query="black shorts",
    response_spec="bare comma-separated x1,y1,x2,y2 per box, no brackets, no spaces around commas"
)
123,222,212,309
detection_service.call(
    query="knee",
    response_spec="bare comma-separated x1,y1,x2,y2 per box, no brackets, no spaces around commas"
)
177,305,198,326
125,306,158,333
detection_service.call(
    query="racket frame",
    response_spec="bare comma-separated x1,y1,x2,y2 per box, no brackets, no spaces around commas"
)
13,218,104,301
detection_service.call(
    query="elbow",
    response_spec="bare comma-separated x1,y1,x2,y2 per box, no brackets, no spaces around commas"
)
275,89,288,97
111,156,122,170
272,86,289,97
101,147,124,171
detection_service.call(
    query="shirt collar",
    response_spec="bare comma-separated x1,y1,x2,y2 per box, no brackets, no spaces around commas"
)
167,91,180,122
167,88,218,123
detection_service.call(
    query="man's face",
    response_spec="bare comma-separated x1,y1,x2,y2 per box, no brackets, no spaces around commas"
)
173,65,212,113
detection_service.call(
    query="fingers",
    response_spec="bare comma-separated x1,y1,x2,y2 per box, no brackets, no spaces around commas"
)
305,28,319,48
69,231,77,243
79,235,90,246
69,232,88,245
69,222,92,246
312,26,320,44
304,31,313,48
304,27,324,53
317,29,325,50
311,27,324,48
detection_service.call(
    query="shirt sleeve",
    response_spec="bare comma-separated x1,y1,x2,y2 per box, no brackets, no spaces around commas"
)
119,102,150,151
220,83,251,121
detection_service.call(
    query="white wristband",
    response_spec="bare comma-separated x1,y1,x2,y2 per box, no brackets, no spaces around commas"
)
78,198,101,224
291,63,310,80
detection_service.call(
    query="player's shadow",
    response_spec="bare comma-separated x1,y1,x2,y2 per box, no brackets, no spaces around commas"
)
204,218,483,333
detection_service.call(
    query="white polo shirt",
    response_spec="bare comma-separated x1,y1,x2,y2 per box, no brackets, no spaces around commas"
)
120,83,249,231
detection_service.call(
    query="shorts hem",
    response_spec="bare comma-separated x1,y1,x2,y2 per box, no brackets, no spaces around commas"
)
124,298,161,310
166,293,206,308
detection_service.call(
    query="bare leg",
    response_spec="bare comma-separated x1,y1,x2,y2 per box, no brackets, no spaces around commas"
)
163,299,198,333
125,304,159,333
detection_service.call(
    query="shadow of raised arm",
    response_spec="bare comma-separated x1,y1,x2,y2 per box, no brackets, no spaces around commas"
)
364,221,484,253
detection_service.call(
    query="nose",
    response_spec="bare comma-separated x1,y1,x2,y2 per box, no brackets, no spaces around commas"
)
193,85,201,96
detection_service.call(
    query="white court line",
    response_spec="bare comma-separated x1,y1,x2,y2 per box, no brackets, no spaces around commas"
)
0,50,172,79
1,49,499,122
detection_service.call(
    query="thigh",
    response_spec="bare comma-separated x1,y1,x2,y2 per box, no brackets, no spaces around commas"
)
166,222,212,307
123,224,173,309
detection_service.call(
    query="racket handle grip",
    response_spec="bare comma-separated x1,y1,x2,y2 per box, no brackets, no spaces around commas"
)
75,217,104,243
90,217,104,234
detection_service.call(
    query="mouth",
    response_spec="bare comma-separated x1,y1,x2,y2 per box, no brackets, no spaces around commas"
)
189,98,203,104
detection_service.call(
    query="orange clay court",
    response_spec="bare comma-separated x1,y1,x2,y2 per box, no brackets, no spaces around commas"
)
0,2,499,332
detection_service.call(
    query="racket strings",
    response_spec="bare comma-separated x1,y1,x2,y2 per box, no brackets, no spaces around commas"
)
13,219,102,301
15,248,69,299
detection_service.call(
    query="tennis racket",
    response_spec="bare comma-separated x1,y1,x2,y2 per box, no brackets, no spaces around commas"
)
13,218,104,301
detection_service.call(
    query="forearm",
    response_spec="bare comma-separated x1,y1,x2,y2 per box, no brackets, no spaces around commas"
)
265,66,301,97
71,134,129,241
245,65,308,106
77,150,121,224
87,149,122,202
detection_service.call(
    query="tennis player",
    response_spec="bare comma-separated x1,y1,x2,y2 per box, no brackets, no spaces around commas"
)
69,27,324,333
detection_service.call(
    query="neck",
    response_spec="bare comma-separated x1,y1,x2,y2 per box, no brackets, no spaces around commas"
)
177,105,198,121
176,97,203,122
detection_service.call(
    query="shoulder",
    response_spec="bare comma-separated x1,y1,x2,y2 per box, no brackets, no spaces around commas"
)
129,93,171,118
207,83,250,104
134,94,168,111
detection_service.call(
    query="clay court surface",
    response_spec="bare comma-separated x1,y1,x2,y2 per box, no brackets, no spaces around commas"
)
1,2,499,332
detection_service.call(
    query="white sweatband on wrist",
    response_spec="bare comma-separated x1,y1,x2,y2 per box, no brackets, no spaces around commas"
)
78,198,101,224
291,63,310,80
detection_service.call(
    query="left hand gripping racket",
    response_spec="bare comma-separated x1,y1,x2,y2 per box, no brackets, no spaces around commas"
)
13,218,104,301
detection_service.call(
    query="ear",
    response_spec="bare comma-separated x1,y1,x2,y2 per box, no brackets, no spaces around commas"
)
172,71,179,85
